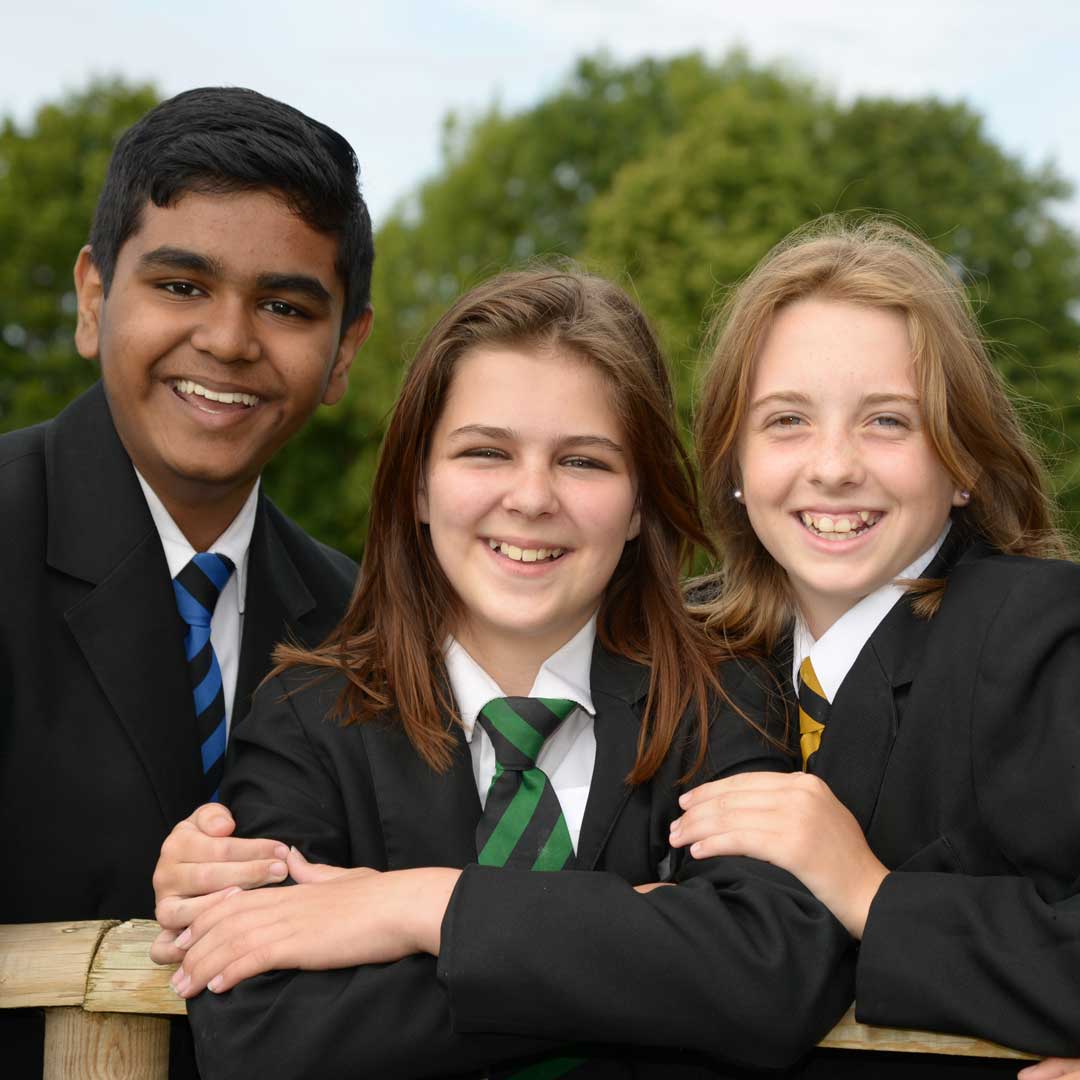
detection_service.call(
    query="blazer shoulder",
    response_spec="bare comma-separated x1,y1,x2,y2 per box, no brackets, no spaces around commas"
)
251,664,352,731
946,548,1080,620
0,420,48,493
261,498,358,592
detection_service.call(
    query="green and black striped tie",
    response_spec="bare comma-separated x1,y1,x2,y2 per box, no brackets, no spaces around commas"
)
477,697,597,1078
476,696,576,871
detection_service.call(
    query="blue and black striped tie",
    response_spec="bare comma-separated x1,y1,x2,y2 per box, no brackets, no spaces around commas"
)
173,553,235,801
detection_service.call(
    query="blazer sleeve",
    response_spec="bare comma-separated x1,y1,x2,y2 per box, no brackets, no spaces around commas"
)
856,559,1080,1056
437,661,856,1071
187,674,560,1080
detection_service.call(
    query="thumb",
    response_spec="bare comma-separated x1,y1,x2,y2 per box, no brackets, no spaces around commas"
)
286,845,348,883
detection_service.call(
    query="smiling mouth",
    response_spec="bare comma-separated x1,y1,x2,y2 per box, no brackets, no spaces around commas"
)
171,378,261,409
486,538,566,563
799,510,882,541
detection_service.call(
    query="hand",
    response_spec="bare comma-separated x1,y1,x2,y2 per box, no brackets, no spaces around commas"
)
669,772,888,939
150,802,289,964
169,858,461,997
1019,1060,1080,1079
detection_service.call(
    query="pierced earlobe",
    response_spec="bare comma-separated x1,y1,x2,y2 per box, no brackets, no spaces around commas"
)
959,490,971,502
732,487,744,502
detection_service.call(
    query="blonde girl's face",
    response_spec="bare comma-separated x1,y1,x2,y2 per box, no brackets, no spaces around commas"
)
736,297,966,639
419,345,640,666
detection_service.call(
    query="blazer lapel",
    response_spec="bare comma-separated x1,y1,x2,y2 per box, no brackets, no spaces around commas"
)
811,529,968,831
575,644,649,870
233,499,315,728
361,714,482,870
47,385,204,826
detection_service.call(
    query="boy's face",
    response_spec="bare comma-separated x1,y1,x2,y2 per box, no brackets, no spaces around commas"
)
74,189,371,511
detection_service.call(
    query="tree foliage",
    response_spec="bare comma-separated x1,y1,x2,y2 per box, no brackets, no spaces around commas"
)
4,57,1079,554
0,79,159,429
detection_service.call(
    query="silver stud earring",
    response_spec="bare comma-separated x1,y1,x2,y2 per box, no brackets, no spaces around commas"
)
960,490,971,502
732,487,743,502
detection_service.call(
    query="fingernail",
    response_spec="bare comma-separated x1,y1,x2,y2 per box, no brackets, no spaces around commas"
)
690,842,702,857
175,929,191,950
208,975,223,993
269,861,287,879
169,969,183,990
274,844,289,860
209,815,229,831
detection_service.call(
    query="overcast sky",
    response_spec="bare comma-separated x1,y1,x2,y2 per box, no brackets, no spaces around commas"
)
4,1,1078,231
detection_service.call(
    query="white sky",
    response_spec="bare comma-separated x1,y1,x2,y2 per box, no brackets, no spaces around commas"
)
3,0,1078,231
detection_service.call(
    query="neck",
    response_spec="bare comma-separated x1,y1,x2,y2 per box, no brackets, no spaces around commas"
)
151,475,255,552
456,620,588,697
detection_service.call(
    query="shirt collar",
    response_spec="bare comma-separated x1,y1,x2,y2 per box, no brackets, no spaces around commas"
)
134,468,260,614
447,614,597,743
793,522,950,702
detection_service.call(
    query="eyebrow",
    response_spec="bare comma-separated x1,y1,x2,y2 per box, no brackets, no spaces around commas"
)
749,391,921,410
137,247,333,307
447,424,625,453
137,246,223,277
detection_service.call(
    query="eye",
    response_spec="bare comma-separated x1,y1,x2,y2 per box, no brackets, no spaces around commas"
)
157,281,206,298
870,414,907,430
561,455,610,470
459,447,508,461
771,414,805,428
263,299,309,319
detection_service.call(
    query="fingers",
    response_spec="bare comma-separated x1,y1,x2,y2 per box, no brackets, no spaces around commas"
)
670,792,785,849
679,770,818,810
286,846,348,884
157,883,249,935
1019,1061,1080,1080
192,802,237,837
150,927,184,966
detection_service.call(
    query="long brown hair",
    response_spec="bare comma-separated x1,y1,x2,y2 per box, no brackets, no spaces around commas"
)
276,266,731,783
694,215,1071,653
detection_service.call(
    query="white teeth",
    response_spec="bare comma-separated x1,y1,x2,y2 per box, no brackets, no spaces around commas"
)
488,540,564,562
800,511,880,538
175,379,258,407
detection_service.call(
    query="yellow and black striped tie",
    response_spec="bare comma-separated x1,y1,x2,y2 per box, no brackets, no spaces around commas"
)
798,657,829,770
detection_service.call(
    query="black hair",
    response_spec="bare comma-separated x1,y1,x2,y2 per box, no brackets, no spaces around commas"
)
88,86,373,329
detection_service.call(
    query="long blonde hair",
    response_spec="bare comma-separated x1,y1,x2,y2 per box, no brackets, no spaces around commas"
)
694,215,1070,653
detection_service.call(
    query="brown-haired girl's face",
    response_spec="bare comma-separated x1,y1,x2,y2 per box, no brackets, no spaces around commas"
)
737,297,966,637
418,345,640,664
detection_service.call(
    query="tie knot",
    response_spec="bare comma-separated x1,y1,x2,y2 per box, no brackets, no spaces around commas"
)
476,697,576,770
173,552,236,629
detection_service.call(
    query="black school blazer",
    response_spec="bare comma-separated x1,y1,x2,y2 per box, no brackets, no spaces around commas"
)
804,535,1080,1061
188,648,856,1079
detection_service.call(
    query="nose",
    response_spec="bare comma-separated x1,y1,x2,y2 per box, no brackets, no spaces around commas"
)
189,297,261,364
808,425,865,490
502,460,559,518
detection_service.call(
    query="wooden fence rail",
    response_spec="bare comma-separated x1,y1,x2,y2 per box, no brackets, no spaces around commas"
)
0,919,1035,1078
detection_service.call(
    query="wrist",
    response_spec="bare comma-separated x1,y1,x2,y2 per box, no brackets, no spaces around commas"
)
402,868,460,956
845,862,889,940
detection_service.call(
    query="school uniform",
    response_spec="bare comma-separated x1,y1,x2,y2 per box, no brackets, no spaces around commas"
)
791,526,1080,1076
188,623,856,1080
0,382,356,1077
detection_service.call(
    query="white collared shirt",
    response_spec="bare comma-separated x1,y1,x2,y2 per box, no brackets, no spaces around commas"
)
135,470,260,735
445,616,598,852
792,524,950,702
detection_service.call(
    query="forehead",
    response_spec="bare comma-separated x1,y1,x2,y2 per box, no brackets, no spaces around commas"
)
753,298,914,392
438,345,623,431
117,190,343,296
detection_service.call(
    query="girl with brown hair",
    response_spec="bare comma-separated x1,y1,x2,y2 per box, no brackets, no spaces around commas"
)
168,266,851,1078
672,216,1080,1073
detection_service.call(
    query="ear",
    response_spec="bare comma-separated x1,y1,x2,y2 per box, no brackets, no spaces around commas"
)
73,246,104,361
626,504,641,542
952,488,972,508
322,306,374,406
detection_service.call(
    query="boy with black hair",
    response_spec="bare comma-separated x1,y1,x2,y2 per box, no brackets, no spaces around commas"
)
0,86,373,1077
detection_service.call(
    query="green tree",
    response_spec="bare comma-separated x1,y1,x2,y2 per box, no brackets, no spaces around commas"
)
0,79,159,429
